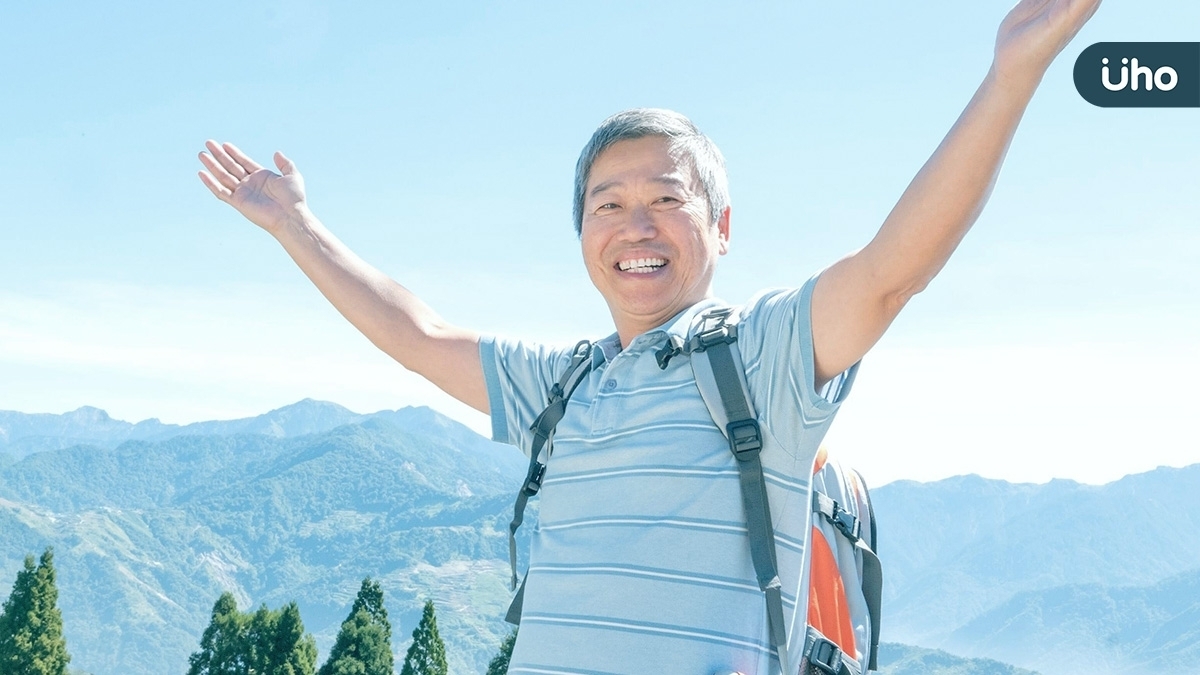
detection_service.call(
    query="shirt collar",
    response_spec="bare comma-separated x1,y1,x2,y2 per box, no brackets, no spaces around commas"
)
592,297,729,365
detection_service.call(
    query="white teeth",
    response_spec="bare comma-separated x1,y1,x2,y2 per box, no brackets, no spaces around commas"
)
617,258,666,273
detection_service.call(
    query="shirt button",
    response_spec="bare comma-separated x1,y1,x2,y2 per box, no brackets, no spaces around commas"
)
603,379,617,390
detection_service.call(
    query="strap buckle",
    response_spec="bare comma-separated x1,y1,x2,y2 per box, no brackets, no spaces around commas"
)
655,335,685,370
830,503,862,542
522,463,546,496
808,635,844,675
726,419,762,459
691,323,738,353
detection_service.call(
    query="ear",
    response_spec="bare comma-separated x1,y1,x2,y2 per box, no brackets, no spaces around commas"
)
716,206,732,255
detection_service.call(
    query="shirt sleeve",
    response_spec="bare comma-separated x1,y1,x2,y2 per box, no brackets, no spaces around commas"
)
735,274,860,456
479,335,574,455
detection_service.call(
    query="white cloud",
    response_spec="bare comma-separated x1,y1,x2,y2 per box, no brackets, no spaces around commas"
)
825,339,1200,486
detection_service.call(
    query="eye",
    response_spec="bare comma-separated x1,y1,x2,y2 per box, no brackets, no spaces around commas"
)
595,202,620,212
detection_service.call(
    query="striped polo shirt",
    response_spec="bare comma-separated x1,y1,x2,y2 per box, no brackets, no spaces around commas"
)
480,276,857,675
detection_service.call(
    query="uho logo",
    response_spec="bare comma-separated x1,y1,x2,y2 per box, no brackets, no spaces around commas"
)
1074,42,1199,108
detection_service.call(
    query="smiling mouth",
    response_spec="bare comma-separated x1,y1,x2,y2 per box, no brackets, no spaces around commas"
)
616,258,667,274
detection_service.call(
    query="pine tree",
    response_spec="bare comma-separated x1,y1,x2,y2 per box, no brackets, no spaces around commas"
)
485,630,516,675
187,593,316,675
256,602,317,675
398,600,446,675
187,592,248,675
318,578,394,675
0,547,72,675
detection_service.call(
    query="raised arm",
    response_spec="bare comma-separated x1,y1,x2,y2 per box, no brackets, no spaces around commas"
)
810,0,1102,386
198,141,488,413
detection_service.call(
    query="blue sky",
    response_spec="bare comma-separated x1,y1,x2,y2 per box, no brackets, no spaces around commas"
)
1,0,1196,486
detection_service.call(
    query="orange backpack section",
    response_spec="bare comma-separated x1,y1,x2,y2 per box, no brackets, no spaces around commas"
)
801,448,880,673
808,524,857,657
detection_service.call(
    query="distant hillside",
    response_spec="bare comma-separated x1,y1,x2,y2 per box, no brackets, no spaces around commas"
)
0,404,175,458
0,404,529,675
874,466,1200,673
876,642,1040,675
947,568,1200,675
2,402,1197,674
0,399,495,460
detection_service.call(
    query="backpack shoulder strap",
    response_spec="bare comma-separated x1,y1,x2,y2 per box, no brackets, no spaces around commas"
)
682,307,792,675
505,339,595,625
686,307,884,674
847,468,882,671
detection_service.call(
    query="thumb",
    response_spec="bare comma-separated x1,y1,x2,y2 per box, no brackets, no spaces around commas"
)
274,151,298,176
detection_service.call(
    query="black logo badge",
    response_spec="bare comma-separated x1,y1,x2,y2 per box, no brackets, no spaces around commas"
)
1074,42,1199,108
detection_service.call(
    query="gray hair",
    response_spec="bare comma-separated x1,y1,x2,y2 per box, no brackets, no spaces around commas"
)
572,108,730,236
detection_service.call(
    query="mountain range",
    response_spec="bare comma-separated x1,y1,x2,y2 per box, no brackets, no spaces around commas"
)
874,464,1200,673
0,399,491,461
1,400,528,674
2,400,1197,674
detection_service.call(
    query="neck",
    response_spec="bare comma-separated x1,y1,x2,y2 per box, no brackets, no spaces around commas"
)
611,298,712,349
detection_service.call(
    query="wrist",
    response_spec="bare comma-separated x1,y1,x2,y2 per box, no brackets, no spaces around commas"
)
983,63,1043,107
273,204,320,243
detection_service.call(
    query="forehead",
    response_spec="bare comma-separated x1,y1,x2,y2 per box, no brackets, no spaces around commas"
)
587,136,699,193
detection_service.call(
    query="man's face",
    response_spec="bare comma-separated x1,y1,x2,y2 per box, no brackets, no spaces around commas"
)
580,135,730,343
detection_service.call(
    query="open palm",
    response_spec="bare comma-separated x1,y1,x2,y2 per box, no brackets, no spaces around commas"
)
198,141,307,236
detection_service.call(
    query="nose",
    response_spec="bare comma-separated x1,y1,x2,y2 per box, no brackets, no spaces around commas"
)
620,204,658,241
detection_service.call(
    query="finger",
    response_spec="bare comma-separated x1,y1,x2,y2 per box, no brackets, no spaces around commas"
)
223,143,265,174
198,151,240,192
198,170,233,202
274,151,298,176
205,139,250,179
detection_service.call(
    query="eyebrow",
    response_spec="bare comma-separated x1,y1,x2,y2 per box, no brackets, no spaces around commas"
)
588,175,689,198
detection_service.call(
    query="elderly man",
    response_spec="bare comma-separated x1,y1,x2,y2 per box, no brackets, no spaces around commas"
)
199,1,1101,672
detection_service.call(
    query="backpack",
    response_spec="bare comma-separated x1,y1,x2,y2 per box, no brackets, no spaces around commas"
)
504,306,882,675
